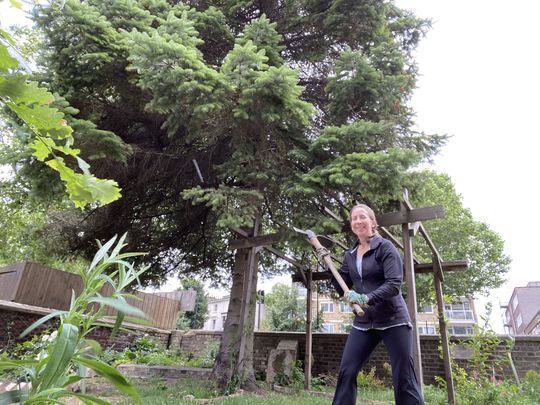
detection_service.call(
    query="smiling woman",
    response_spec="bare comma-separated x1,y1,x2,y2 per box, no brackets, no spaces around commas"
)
329,203,424,405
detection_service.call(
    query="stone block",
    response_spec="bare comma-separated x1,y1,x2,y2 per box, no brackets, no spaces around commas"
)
266,340,298,384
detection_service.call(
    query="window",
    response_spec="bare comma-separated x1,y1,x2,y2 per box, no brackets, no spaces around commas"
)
321,302,334,313
444,302,474,321
448,326,473,335
339,303,352,313
211,319,216,329
516,313,523,328
213,304,218,311
322,323,334,333
420,304,433,313
418,326,436,335
511,296,518,311
222,315,227,325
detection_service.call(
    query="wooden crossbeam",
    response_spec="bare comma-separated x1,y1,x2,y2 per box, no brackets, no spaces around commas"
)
229,232,283,250
376,205,445,227
290,260,467,283
401,195,445,281
230,228,307,270
414,260,467,274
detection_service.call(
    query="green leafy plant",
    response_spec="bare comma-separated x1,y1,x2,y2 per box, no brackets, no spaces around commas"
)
434,319,539,405
0,5,121,209
273,361,326,391
522,370,540,403
0,330,55,382
356,366,386,390
0,234,148,404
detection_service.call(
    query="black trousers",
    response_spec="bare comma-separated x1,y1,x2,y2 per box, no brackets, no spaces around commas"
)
332,325,424,405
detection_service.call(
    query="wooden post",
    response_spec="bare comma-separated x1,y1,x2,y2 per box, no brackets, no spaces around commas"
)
237,216,260,371
434,256,456,404
304,265,313,390
401,210,424,390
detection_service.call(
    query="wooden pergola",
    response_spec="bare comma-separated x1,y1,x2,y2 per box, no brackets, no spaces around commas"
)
229,188,467,404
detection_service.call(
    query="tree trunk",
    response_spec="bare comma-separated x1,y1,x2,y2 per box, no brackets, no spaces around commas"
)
211,242,259,392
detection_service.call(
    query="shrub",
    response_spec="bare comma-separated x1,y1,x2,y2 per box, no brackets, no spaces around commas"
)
357,366,386,390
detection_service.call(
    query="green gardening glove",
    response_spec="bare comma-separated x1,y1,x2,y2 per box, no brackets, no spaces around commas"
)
346,290,369,307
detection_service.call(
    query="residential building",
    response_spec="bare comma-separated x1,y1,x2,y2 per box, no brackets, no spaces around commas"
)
416,297,478,336
298,287,354,333
202,294,266,331
502,281,540,335
203,290,478,335
300,287,479,335
301,287,479,335
203,295,229,331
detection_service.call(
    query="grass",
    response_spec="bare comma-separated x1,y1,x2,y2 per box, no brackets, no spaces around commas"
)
86,377,399,404
86,375,540,405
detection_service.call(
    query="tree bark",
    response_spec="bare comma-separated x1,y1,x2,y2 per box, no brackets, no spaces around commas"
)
211,239,259,392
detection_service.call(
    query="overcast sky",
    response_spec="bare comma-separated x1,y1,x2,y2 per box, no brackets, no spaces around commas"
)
393,0,540,331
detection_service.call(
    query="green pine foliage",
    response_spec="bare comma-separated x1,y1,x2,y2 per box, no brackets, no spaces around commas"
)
7,0,452,287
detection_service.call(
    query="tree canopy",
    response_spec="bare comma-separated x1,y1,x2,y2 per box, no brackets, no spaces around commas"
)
176,278,208,330
2,0,444,287
263,283,325,332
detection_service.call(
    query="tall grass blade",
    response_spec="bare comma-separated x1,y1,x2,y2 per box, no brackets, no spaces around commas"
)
89,235,117,271
20,310,68,338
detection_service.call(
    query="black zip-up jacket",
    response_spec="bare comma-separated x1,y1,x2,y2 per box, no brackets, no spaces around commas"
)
331,235,411,329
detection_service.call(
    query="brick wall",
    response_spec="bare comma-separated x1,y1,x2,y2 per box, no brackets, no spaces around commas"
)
170,330,540,384
0,300,170,352
3,301,540,385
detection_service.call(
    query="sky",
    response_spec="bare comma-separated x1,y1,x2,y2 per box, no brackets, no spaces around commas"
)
2,1,539,331
392,0,540,331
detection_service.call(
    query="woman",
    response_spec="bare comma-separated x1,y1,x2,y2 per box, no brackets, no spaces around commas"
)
331,204,424,405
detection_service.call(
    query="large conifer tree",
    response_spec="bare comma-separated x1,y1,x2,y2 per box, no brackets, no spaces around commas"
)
18,0,447,390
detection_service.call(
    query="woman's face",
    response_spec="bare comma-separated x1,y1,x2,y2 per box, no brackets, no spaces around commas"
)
350,207,374,240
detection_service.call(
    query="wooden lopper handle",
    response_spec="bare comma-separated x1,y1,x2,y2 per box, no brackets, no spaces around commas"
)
306,232,364,316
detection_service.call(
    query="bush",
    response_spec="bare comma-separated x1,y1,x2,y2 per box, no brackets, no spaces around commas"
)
0,330,55,381
272,361,327,391
357,366,386,390
98,336,218,369
522,370,540,404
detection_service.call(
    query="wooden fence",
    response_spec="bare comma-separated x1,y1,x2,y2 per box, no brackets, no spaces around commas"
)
0,262,191,330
